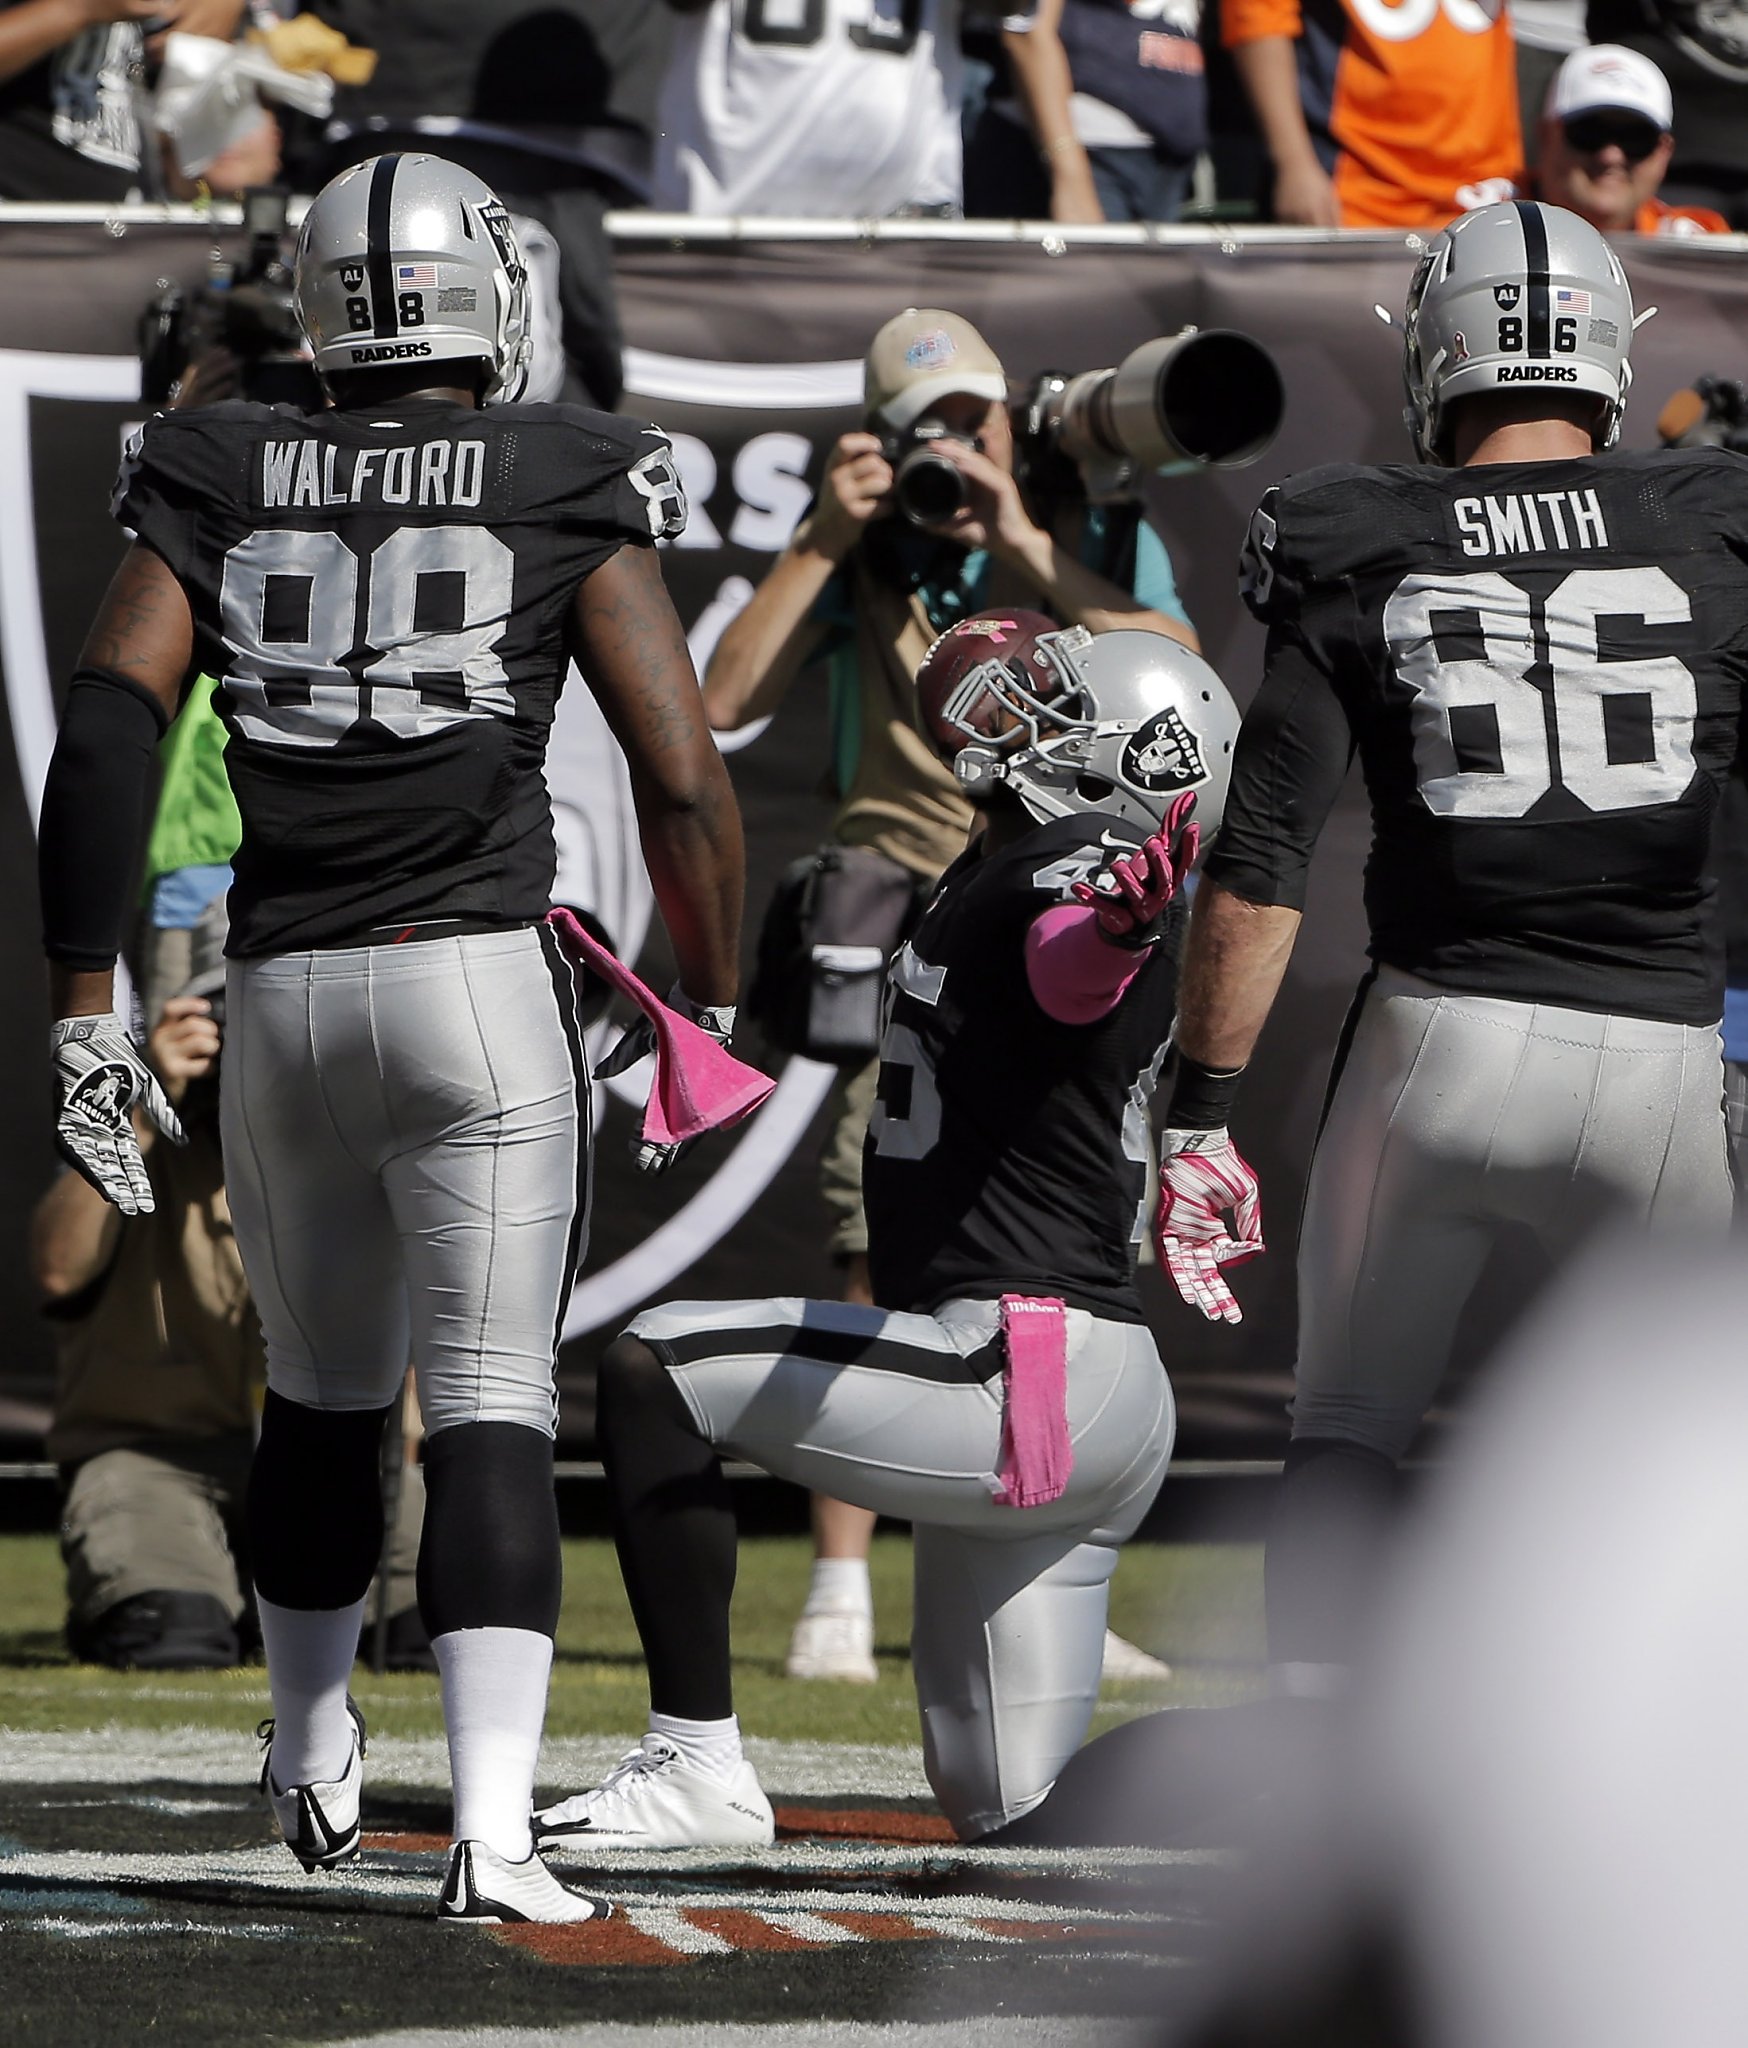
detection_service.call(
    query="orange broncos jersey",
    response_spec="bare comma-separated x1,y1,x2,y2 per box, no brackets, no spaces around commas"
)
1224,0,1522,229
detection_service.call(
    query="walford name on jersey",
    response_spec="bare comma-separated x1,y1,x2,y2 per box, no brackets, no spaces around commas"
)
259,438,486,511
1453,487,1608,558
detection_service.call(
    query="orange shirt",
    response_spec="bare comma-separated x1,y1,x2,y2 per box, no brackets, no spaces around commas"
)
1637,197,1731,237
1225,0,1522,229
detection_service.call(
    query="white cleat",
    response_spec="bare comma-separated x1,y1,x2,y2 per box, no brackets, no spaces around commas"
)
257,1698,367,1872
784,1607,877,1683
1100,1629,1173,1684
437,1838,615,1924
534,1735,775,1852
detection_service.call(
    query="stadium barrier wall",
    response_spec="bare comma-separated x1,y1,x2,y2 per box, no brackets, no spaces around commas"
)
1,213,1743,1458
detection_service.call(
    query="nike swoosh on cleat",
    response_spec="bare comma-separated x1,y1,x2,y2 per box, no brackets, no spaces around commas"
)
441,1853,470,1915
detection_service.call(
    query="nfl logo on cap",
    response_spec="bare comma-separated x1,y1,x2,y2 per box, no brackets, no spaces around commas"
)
905,329,958,372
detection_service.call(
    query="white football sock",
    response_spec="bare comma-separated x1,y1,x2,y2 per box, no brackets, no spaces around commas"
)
803,1556,871,1617
435,1625,553,1862
256,1595,366,1788
648,1710,745,1784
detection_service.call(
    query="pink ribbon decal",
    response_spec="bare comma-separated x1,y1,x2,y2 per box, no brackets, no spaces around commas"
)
545,907,775,1145
993,1294,1073,1508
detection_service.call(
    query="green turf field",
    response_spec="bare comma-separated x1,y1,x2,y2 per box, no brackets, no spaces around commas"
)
0,1533,1266,1738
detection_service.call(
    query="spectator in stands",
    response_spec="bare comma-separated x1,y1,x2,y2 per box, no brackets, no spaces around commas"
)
1223,0,1520,227
1585,0,1748,226
705,306,1194,1683
654,0,973,217
0,1,246,201
965,0,1206,225
308,2,670,407
1537,44,1729,236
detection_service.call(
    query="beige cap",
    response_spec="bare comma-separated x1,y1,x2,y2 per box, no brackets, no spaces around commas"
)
1546,44,1673,131
863,308,1006,429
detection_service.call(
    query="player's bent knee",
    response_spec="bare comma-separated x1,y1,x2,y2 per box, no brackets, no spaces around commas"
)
597,1334,706,1445
418,1421,561,1639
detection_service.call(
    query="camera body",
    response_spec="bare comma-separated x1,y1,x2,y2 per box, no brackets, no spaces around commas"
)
876,420,985,528
139,187,319,410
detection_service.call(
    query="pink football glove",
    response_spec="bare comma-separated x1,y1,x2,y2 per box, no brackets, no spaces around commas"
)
1155,1126,1264,1325
1070,791,1201,947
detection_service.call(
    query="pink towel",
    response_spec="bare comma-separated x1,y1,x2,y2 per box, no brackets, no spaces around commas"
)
545,908,776,1145
992,1294,1074,1508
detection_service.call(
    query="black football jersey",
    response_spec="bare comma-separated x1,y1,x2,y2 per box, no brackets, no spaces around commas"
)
1211,448,1748,1024
863,812,1180,1323
114,396,685,955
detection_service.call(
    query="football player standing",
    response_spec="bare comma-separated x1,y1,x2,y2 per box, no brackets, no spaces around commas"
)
36,154,745,1923
532,613,1239,1849
1156,199,1746,1693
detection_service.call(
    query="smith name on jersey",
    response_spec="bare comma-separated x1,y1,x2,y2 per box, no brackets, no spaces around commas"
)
1215,447,1748,1024
113,397,687,956
864,812,1181,1323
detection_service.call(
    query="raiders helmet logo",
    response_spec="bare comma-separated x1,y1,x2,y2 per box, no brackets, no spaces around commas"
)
1121,708,1205,793
341,262,366,292
1493,284,1520,310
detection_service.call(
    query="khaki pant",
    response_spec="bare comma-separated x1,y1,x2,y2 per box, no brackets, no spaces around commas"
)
61,1438,425,1636
818,1058,881,1261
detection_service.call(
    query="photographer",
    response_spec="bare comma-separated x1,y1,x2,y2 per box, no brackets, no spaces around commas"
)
706,305,1195,1683
31,931,260,1669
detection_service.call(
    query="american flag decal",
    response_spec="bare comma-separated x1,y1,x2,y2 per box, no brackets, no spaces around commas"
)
396,263,438,288
1554,288,1592,313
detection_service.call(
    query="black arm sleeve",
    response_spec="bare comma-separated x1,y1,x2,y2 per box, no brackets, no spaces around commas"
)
38,669,169,972
1202,623,1354,913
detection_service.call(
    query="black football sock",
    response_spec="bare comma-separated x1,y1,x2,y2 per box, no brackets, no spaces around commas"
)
418,1421,561,1639
249,1389,393,1609
595,1334,736,1722
1264,1435,1400,1680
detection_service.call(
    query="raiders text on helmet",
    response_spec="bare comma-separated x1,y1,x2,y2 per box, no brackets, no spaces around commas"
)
1402,200,1635,463
914,612,1241,836
295,153,533,404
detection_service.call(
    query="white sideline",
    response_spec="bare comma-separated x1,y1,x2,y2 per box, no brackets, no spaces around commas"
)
0,1726,933,1798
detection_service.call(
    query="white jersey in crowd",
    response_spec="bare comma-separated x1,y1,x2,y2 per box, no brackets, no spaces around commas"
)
653,0,966,218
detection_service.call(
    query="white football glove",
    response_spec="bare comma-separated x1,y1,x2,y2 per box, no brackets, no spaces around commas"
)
1155,1126,1264,1325
50,1013,185,1217
593,992,737,1176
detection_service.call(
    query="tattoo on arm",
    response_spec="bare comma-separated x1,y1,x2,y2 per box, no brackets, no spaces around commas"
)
79,545,193,716
578,544,699,756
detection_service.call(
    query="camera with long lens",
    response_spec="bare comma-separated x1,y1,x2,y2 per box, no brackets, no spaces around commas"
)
1656,373,1748,454
139,186,320,410
1017,327,1285,504
879,419,984,528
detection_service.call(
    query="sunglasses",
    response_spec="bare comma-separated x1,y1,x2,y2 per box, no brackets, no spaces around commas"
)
1562,113,1664,161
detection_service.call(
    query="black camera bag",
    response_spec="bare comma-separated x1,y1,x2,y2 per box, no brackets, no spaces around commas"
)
748,844,921,1063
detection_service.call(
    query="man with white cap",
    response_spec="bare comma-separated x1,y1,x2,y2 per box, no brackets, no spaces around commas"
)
1538,43,1729,236
704,304,1195,1685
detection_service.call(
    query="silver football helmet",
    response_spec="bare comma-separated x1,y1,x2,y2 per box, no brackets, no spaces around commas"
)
294,153,532,403
1402,200,1635,463
917,615,1241,837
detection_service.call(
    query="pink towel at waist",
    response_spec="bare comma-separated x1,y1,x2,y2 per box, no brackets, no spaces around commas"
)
992,1294,1073,1509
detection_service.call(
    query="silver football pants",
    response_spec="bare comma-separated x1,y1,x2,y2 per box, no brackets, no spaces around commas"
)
1294,966,1732,1460
221,925,589,1437
629,1294,1175,1838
